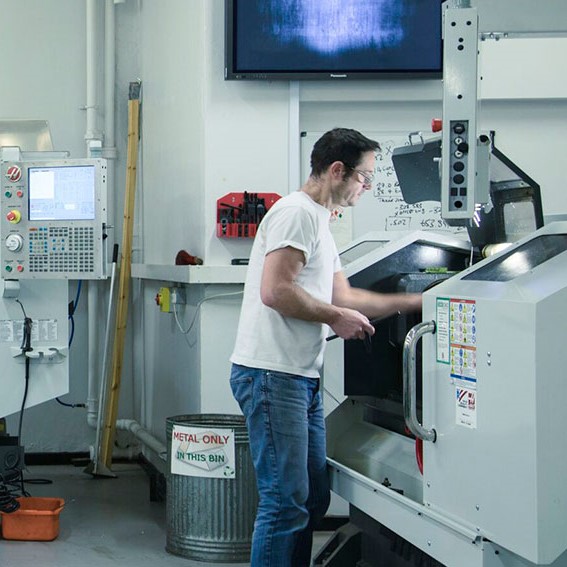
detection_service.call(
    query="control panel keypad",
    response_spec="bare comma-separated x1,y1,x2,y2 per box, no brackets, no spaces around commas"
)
28,226,95,273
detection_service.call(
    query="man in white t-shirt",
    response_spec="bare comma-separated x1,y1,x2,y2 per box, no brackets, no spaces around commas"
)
230,128,422,567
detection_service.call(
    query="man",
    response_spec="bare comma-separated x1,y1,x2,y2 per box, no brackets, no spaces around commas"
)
230,128,422,566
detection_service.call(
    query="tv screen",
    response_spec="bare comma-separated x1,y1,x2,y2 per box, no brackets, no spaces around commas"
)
225,0,443,80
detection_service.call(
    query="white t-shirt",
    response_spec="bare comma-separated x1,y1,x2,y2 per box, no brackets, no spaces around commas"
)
230,191,341,378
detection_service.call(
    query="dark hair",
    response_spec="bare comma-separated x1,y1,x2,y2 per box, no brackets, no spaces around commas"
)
310,128,380,178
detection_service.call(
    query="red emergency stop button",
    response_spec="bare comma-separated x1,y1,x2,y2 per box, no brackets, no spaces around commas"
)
431,118,443,132
6,210,21,223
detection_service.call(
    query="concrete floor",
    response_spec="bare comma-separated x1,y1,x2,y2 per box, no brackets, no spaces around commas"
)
0,462,332,567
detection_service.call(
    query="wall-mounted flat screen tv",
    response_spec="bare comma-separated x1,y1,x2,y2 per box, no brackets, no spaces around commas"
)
225,0,443,81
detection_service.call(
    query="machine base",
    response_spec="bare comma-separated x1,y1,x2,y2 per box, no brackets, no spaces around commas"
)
314,506,444,567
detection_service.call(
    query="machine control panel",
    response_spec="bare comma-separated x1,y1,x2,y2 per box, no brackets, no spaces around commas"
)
0,159,108,279
447,120,470,213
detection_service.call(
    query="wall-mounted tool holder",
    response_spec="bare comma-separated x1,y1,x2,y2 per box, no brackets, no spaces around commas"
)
217,192,281,238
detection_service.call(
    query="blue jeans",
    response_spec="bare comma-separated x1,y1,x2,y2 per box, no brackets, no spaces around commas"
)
230,364,331,567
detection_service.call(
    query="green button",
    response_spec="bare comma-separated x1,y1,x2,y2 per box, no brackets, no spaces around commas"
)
4,191,12,198
5,265,12,272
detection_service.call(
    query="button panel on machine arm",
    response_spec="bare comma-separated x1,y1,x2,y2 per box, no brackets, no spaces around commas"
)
447,120,471,216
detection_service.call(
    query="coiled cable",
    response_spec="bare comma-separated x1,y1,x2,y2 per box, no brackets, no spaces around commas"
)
0,473,21,514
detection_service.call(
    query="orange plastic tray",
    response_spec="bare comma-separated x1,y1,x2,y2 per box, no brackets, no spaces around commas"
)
1,497,65,541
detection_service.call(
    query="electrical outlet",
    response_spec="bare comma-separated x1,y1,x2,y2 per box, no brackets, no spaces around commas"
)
170,287,186,305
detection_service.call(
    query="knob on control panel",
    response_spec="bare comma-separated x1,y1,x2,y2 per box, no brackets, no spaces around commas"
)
5,233,24,252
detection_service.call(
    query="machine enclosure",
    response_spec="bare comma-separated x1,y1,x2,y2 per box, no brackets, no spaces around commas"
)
325,225,567,566
422,222,567,564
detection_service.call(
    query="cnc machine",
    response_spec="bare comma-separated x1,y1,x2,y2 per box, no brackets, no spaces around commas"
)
317,2,567,566
0,126,108,493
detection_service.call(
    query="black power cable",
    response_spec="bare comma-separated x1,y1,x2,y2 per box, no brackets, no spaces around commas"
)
15,300,32,443
56,280,86,408
0,300,34,513
5,300,54,506
0,475,20,513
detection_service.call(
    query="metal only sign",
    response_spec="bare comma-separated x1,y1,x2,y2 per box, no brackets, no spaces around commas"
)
171,424,236,479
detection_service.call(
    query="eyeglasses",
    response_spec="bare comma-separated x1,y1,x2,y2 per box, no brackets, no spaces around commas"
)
347,166,375,186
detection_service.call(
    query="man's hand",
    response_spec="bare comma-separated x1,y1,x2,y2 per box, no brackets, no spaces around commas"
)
328,308,375,340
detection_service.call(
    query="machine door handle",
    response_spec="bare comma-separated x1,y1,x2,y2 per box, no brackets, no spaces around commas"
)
403,320,437,443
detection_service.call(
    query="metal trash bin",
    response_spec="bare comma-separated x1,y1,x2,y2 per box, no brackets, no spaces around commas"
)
166,414,257,563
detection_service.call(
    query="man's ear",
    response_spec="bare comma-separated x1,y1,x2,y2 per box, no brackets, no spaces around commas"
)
329,160,346,180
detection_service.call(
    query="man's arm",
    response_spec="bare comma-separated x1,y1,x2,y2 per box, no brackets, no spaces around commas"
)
260,247,374,339
332,271,422,319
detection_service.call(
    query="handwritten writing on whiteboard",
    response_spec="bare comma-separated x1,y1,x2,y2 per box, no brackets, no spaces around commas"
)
386,216,411,230
370,135,464,234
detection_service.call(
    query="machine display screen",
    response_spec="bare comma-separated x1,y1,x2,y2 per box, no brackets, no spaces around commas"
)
463,234,567,282
28,165,96,221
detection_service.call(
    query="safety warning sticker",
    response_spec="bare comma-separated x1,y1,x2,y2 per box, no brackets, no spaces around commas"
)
0,319,58,343
456,386,477,429
449,299,477,387
436,298,450,363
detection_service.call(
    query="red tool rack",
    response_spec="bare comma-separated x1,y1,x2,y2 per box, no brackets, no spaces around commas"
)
216,192,281,238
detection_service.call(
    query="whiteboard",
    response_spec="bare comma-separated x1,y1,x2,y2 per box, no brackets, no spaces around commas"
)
300,131,465,248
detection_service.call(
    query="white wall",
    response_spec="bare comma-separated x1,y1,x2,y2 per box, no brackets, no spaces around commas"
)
0,0,88,159
0,1,565,455
137,0,206,265
203,3,291,265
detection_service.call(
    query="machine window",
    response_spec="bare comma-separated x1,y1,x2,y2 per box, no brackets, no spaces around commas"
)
463,234,567,282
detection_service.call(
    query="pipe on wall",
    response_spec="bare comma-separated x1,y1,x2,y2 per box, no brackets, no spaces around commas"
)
116,420,167,461
103,0,117,222
86,0,101,430
84,0,166,466
85,0,100,147
86,0,117,431
86,0,119,431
